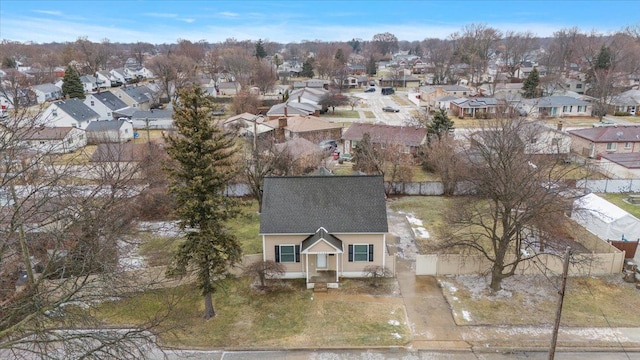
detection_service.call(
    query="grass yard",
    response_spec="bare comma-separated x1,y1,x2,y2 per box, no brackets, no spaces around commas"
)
598,193,640,219
441,274,640,327
131,129,167,144
363,110,376,119
322,110,360,118
96,277,409,348
138,200,262,265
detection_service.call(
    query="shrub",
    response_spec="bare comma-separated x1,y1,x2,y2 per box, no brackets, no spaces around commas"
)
614,111,630,116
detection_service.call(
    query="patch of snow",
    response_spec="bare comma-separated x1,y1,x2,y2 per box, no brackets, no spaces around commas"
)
388,319,400,326
118,239,146,270
462,310,472,322
137,221,183,237
405,213,423,227
413,227,430,239
392,332,402,339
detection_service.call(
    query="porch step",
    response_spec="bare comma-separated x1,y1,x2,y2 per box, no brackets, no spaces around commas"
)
313,282,328,293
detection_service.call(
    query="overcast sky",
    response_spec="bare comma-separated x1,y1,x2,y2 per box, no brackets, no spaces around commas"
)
1,1,639,44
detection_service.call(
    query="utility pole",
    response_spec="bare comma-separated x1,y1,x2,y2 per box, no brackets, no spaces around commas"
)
549,246,572,360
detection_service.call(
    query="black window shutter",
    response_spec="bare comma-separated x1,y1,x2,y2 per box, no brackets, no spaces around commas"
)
275,245,280,262
348,244,353,262
368,244,374,262
295,245,300,263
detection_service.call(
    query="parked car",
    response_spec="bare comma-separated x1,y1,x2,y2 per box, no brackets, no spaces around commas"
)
339,153,353,162
319,139,338,153
381,87,395,95
369,81,376,86
382,106,400,113
364,87,376,93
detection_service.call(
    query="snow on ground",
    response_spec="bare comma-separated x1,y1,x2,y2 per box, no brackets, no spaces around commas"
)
403,212,430,239
449,274,555,302
388,319,400,326
137,221,183,237
462,310,472,322
118,239,146,271
386,209,420,263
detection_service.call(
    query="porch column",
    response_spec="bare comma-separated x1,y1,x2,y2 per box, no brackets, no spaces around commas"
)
335,254,339,282
305,253,309,283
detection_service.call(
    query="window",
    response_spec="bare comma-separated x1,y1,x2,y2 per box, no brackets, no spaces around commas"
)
275,245,300,263
107,112,111,117
576,84,583,89
530,138,538,144
607,143,617,151
577,106,583,112
348,244,374,262
562,106,568,112
625,142,632,149
90,101,95,106
52,109,57,116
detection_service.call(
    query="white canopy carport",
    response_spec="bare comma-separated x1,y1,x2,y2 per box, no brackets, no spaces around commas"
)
571,193,640,243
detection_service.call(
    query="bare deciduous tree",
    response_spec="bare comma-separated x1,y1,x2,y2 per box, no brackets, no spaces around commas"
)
243,260,285,289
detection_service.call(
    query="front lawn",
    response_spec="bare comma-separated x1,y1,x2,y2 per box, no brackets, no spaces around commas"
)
96,277,409,348
599,193,640,219
322,110,360,118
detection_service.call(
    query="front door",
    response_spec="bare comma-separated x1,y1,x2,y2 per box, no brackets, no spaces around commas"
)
317,254,327,269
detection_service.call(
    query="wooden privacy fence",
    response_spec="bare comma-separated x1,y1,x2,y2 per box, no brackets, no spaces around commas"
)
416,249,625,276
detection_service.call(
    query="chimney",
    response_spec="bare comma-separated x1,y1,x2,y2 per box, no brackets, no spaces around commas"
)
557,121,563,131
284,106,288,117
278,117,287,128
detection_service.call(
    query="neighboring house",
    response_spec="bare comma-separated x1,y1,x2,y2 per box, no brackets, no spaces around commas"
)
263,115,343,144
30,83,62,104
80,75,98,93
514,65,547,79
266,102,320,119
223,112,275,138
419,85,472,111
288,87,328,106
20,126,87,154
274,137,324,173
433,95,457,111
85,119,134,144
609,89,640,115
293,79,329,89
216,81,240,96
450,97,500,118
128,108,175,129
568,125,640,158
378,74,420,88
341,123,427,156
41,99,100,129
95,71,116,88
336,76,358,89
346,64,366,76
563,78,587,94
113,85,154,110
479,83,523,99
599,153,640,178
84,91,129,120
516,96,592,118
522,122,572,155
109,68,134,84
259,175,390,288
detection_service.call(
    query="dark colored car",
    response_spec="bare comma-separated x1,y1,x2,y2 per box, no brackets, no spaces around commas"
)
364,87,376,93
382,106,400,113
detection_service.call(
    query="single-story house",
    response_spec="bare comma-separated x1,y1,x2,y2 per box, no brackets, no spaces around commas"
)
450,97,500,118
223,112,275,138
418,85,472,111
85,119,134,144
41,99,101,129
259,175,390,288
341,123,427,156
274,137,324,174
609,90,640,116
516,96,591,118
216,81,240,96
568,125,640,158
20,126,87,154
30,83,62,104
263,115,343,144
266,102,320,119
379,75,420,88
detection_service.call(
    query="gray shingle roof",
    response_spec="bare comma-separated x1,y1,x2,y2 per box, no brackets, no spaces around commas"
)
54,99,100,122
120,86,152,103
92,91,128,110
568,125,640,143
31,83,60,93
86,120,127,131
524,96,590,107
260,176,388,234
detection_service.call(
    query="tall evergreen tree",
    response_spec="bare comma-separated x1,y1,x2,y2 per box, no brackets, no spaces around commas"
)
366,56,377,76
255,39,267,60
300,58,315,78
62,65,85,99
428,108,455,142
164,86,242,319
522,67,540,99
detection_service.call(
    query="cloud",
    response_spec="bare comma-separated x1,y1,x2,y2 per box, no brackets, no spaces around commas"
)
143,12,178,18
179,18,195,23
32,10,63,16
218,11,239,17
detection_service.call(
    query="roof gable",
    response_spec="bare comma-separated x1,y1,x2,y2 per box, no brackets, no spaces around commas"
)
260,176,388,234
54,99,100,122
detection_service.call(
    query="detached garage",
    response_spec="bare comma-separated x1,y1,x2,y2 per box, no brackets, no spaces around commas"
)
571,193,640,243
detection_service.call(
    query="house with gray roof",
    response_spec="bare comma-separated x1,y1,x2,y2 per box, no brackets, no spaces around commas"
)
259,175,390,288
84,91,129,120
30,83,62,104
113,85,154,110
41,98,100,129
517,96,591,118
20,126,87,154
609,89,640,116
79,75,98,93
450,97,500,118
418,85,473,111
85,119,134,144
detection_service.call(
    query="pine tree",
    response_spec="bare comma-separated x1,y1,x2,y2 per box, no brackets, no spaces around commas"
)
300,58,315,78
428,108,455,141
164,86,242,319
62,65,85,99
522,67,540,99
366,56,377,76
255,39,267,60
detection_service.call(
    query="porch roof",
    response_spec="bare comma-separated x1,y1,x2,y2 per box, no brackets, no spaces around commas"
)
301,228,343,253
